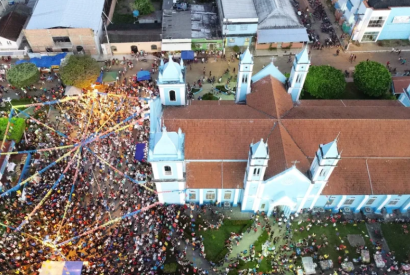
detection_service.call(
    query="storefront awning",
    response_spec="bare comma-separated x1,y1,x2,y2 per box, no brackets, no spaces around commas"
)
181,50,194,60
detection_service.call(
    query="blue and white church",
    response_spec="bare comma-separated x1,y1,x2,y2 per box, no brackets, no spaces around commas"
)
148,49,410,216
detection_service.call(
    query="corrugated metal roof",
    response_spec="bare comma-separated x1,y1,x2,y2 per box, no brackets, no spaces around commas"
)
221,0,258,19
257,28,309,43
254,0,302,29
26,0,105,31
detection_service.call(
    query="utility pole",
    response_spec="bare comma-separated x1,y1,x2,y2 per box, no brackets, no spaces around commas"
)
102,11,113,57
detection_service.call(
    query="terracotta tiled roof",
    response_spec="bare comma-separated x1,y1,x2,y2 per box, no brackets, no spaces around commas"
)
323,159,372,195
284,106,410,119
164,72,410,195
190,100,237,105
223,162,247,189
367,159,410,195
186,162,222,189
165,118,276,159
163,104,272,120
281,119,410,158
186,161,246,189
278,123,310,173
265,124,287,179
392,76,410,94
247,75,294,118
0,12,27,41
298,100,402,107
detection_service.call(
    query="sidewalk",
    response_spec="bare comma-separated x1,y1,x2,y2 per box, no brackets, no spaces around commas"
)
347,43,410,53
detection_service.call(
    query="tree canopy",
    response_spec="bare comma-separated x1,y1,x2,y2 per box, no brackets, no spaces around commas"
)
60,55,100,89
130,0,154,15
303,65,346,99
353,61,391,97
6,63,39,88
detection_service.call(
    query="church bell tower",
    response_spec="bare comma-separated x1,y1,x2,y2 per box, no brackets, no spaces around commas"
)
235,47,254,103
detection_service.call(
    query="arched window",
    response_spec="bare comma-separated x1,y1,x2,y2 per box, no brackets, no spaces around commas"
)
169,90,176,101
164,166,172,175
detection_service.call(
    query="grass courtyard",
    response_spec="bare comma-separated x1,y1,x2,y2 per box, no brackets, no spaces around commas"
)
292,222,374,267
381,223,410,262
199,220,252,262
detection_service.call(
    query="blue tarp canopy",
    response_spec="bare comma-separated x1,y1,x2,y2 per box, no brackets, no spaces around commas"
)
133,10,139,17
181,50,194,60
96,72,104,84
39,261,83,275
134,143,146,161
16,53,67,68
137,70,151,81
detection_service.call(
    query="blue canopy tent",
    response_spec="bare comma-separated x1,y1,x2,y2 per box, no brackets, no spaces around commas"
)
16,53,67,68
39,261,83,275
137,70,151,81
95,72,104,84
134,143,146,161
181,50,194,60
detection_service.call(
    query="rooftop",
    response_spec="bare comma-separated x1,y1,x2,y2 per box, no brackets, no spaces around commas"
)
0,11,28,41
164,73,410,193
220,0,258,19
26,0,105,31
104,23,162,43
162,10,192,39
254,0,303,29
191,4,220,39
392,76,410,94
366,0,410,9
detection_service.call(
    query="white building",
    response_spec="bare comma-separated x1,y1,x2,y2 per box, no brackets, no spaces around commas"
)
335,0,410,42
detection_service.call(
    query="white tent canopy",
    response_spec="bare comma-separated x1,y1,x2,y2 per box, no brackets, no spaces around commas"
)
65,86,82,96
302,257,316,274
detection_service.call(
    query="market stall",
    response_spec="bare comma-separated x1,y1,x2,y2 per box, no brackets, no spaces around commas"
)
374,254,385,268
137,70,151,81
65,86,82,96
302,257,316,274
361,250,370,264
16,53,67,71
181,50,195,60
341,262,354,272
319,260,333,271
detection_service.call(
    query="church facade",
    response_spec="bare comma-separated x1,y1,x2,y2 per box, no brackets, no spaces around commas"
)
148,48,410,216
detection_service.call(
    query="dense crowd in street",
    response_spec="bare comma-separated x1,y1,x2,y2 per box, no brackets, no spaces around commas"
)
0,70,212,275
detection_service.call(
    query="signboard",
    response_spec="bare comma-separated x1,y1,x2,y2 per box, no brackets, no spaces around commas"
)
392,16,410,24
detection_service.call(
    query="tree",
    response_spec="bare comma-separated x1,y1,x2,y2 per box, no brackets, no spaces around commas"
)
353,61,391,97
303,65,346,99
130,0,154,16
6,63,39,88
60,55,100,89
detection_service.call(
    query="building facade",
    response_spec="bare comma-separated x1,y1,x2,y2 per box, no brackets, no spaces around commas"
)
335,0,410,42
148,48,410,217
216,0,258,47
23,0,115,55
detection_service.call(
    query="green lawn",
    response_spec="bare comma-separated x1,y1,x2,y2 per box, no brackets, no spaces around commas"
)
0,98,33,111
381,223,410,262
236,231,271,272
200,220,252,262
292,222,374,267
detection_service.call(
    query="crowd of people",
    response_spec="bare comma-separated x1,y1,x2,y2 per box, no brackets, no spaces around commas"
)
0,67,216,275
